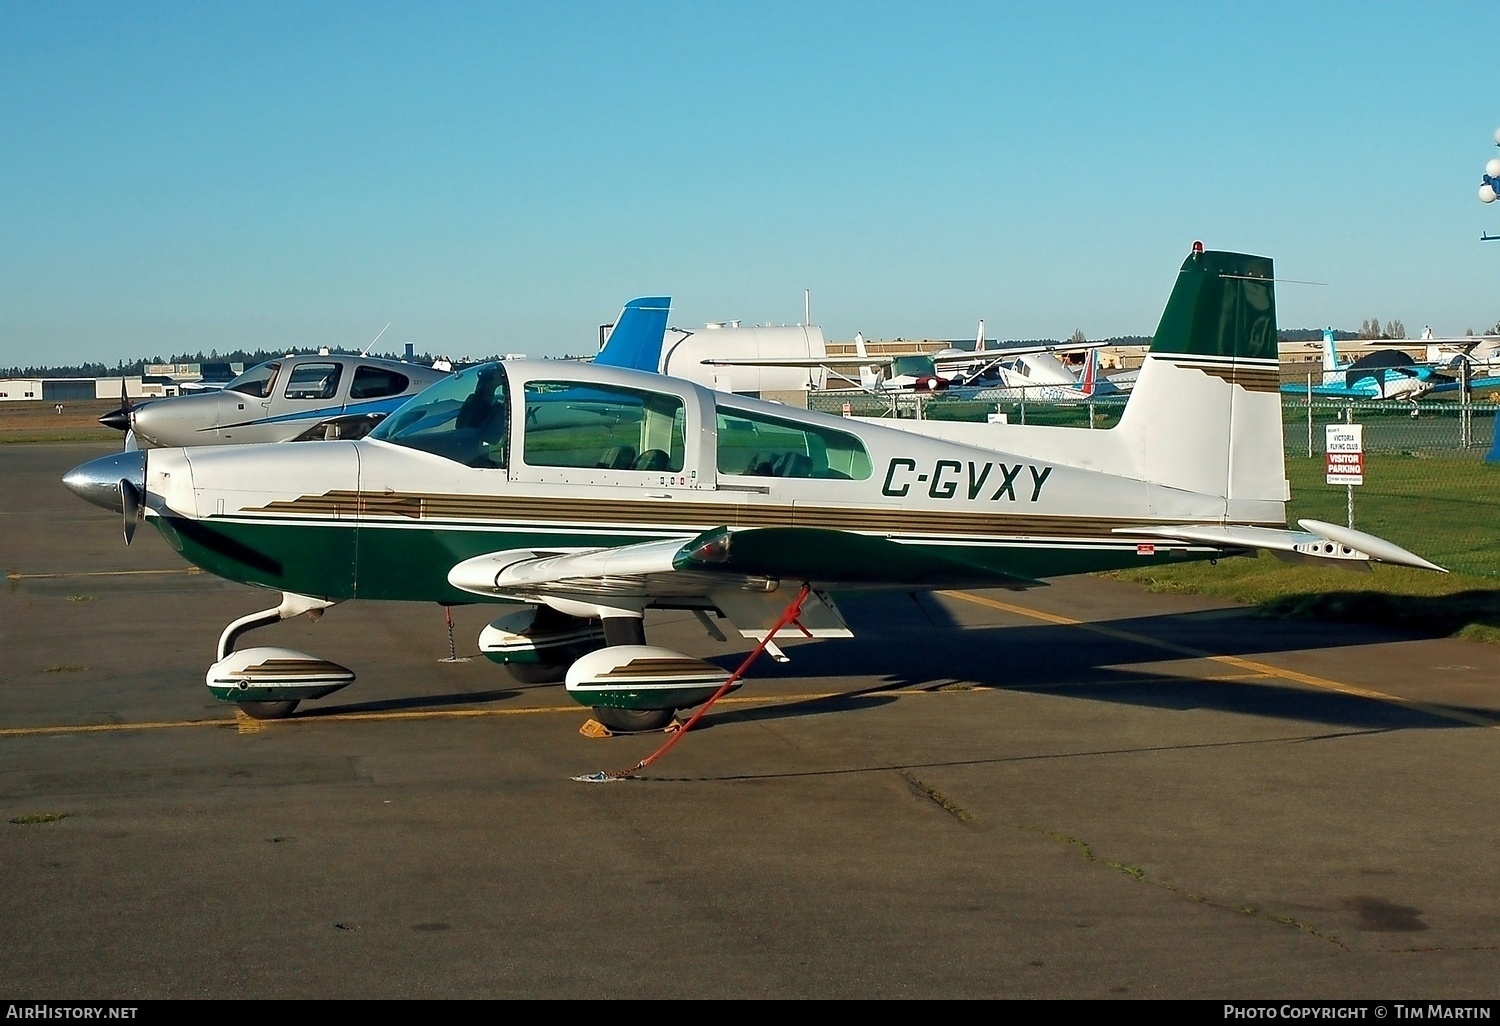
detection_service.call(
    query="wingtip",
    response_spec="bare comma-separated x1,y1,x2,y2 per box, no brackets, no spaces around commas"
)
1298,519,1448,574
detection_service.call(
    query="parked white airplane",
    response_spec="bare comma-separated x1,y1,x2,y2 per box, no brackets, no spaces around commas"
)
101,351,453,449
62,246,1444,734
1408,328,1500,372
703,326,1107,397
966,345,1120,403
103,298,672,449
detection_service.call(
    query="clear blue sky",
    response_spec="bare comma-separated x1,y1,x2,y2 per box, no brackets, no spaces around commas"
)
3,1,1497,365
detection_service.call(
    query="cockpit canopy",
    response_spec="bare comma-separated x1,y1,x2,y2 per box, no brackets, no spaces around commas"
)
370,360,872,481
370,363,511,468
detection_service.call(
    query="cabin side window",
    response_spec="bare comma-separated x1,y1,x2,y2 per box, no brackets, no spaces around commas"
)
283,362,343,401
522,382,685,472
716,407,872,480
349,366,411,399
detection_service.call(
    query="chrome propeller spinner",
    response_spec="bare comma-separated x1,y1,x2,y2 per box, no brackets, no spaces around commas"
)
61,448,148,544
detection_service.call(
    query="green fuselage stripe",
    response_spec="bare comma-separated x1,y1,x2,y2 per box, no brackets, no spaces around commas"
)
154,513,1227,604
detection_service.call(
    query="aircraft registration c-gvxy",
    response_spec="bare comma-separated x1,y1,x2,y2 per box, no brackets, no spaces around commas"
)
63,247,1446,734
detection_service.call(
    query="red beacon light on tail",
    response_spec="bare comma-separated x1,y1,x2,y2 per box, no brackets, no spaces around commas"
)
1192,240,1204,254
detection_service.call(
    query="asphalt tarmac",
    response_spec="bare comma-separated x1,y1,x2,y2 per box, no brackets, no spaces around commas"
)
2,443,1498,999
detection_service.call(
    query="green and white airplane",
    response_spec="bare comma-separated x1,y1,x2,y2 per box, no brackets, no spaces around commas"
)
62,246,1445,732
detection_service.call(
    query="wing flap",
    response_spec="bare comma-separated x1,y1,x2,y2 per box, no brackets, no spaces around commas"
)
674,526,1043,588
709,587,853,639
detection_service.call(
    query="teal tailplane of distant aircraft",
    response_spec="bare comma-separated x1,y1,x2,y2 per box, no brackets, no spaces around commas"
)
1278,328,1500,404
63,247,1445,732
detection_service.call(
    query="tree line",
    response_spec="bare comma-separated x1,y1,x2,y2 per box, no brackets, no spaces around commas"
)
0,346,495,380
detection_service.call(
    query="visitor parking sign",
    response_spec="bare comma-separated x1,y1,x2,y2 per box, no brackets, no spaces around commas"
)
1325,424,1364,485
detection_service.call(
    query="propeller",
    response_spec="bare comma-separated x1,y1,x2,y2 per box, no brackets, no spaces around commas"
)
119,472,143,545
119,443,146,545
98,376,134,440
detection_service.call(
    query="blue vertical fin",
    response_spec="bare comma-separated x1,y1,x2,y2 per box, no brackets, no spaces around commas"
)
594,297,671,372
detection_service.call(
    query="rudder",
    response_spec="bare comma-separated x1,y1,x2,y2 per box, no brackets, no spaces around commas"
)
595,297,671,372
1115,247,1287,521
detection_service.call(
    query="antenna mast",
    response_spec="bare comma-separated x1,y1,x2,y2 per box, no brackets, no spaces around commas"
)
361,323,392,356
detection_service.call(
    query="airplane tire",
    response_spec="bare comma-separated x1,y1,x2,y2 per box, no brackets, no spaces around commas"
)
590,706,677,734
237,700,301,720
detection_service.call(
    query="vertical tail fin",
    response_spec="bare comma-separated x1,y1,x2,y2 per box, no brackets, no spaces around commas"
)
1077,346,1098,396
1321,328,1342,373
1115,248,1285,520
975,319,986,352
595,297,671,372
854,332,880,390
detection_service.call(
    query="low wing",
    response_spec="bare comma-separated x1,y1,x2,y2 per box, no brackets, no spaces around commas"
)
1425,372,1500,395
289,412,387,441
1113,519,1446,573
700,340,1108,375
699,355,897,368
1367,334,1500,348
447,526,1043,638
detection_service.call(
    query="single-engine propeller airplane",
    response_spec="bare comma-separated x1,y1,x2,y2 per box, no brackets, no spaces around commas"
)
100,350,454,449
98,297,673,450
701,326,1108,398
1276,329,1500,405
63,246,1445,733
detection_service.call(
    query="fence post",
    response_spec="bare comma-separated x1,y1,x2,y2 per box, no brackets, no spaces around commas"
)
1462,360,1472,448
1345,404,1355,529
1306,375,1314,458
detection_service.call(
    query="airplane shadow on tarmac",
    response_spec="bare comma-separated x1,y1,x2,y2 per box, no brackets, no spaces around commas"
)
259,588,1493,733
683,590,1496,733
296,688,522,718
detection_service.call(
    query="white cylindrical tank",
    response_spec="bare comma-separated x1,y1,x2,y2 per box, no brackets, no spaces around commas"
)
660,324,828,395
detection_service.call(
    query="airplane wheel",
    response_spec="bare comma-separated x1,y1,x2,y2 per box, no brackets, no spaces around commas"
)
237,700,300,720
590,706,677,733
505,659,568,685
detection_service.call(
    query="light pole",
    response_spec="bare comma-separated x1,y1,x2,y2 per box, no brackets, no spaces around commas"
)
1480,126,1500,241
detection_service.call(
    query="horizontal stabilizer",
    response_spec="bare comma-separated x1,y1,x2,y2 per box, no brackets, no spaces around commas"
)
1114,521,1446,573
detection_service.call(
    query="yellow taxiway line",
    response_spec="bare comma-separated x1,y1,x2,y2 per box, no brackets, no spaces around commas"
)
7,567,202,581
0,691,933,738
939,590,1500,730
3,589,1494,736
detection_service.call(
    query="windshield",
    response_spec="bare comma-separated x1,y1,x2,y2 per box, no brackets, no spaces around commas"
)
369,362,509,468
225,361,280,398
891,356,935,378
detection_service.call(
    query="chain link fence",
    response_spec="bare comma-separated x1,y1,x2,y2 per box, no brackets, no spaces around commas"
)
807,390,1500,578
